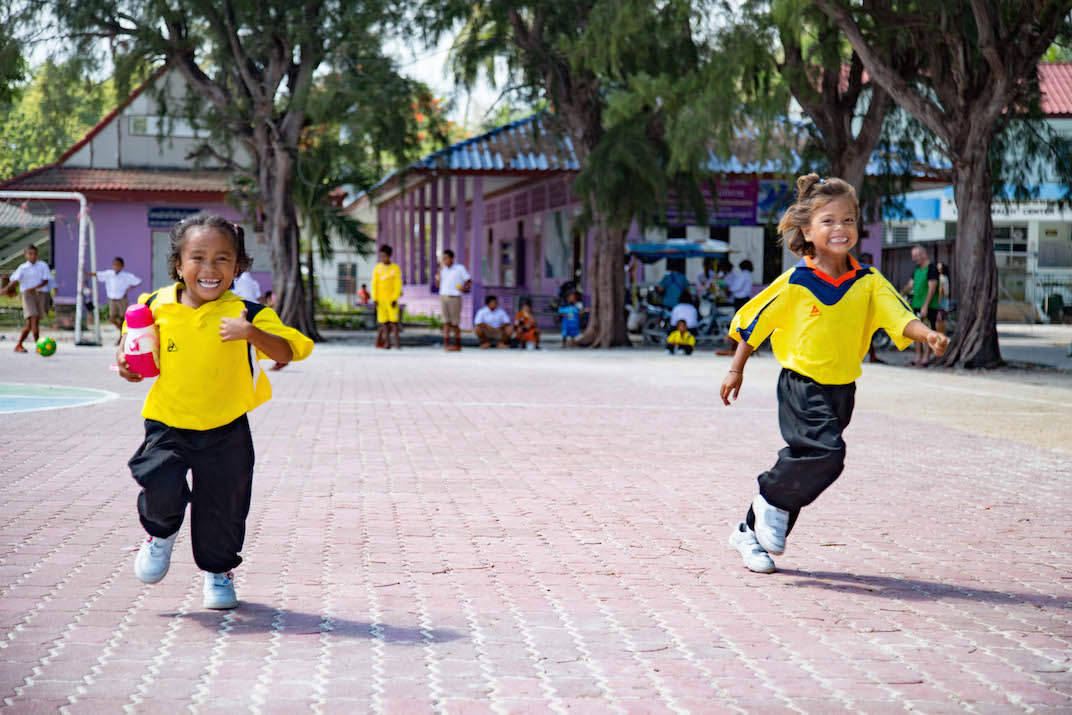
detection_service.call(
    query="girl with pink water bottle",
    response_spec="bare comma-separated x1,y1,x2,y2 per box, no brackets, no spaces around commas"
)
115,214,313,609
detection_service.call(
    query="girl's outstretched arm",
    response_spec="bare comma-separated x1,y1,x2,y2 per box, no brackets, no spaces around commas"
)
902,319,949,357
720,339,754,406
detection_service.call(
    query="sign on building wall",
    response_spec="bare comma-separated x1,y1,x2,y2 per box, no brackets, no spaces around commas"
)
666,179,759,225
148,207,201,228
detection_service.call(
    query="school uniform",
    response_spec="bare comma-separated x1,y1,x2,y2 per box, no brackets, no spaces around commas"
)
666,328,696,355
10,259,52,318
729,256,916,533
95,268,142,320
126,284,313,573
371,261,402,324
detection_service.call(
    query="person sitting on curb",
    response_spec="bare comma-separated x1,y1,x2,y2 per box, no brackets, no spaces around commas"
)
666,319,696,355
473,295,513,348
514,297,541,350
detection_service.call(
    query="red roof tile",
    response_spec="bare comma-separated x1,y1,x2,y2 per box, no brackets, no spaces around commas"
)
1039,63,1072,116
1,167,232,194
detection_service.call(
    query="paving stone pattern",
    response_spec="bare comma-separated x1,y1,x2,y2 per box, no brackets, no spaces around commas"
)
1,344,1070,713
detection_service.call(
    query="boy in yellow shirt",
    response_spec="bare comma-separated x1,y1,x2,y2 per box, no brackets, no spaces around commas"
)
666,319,696,355
371,244,402,349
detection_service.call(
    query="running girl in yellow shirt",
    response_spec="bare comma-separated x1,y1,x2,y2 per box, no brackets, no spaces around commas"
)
722,174,948,573
116,214,313,608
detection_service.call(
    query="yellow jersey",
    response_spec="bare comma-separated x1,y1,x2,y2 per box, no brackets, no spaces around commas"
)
667,329,696,347
128,284,314,430
371,261,402,303
729,256,917,385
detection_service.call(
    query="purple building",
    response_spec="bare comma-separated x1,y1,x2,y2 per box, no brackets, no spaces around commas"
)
358,115,888,329
0,67,272,324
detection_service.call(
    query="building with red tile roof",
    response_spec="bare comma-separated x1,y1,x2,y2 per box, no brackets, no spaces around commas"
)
0,67,271,312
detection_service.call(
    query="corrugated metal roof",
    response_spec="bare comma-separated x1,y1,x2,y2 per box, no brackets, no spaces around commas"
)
416,114,580,173
0,201,51,228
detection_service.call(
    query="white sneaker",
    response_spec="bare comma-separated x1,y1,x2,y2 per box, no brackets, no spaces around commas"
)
133,533,177,584
752,494,789,555
203,571,238,610
728,522,776,573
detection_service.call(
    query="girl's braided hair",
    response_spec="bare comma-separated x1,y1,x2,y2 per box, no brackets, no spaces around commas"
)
777,173,859,257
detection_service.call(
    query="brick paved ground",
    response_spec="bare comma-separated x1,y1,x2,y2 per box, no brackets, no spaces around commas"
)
1,340,1070,714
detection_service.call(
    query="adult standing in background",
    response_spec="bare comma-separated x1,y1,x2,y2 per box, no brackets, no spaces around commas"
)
716,260,754,356
903,245,940,367
656,260,690,308
87,256,142,343
435,249,471,352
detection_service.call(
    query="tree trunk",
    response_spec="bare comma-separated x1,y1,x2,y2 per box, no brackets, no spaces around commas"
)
307,241,317,326
578,208,630,348
261,140,322,341
943,151,1001,368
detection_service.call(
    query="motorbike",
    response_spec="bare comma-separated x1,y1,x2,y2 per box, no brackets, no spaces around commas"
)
637,290,734,347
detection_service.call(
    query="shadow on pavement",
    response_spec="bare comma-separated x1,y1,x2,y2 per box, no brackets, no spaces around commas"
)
778,570,1068,608
160,601,467,644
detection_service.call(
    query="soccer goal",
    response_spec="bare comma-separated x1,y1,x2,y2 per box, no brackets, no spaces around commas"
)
0,190,101,346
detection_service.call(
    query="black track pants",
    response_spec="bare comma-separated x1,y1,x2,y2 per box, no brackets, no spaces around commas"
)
746,369,855,536
129,415,255,573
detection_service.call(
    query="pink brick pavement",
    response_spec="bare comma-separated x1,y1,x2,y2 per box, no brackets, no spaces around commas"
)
0,343,1069,713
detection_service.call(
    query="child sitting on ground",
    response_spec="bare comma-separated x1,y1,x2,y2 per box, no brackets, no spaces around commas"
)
666,319,695,355
514,298,541,350
722,174,947,574
116,214,313,610
558,290,583,348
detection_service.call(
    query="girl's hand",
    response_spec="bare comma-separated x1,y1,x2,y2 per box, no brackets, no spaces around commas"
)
720,370,743,406
220,308,254,342
928,330,949,357
115,348,143,382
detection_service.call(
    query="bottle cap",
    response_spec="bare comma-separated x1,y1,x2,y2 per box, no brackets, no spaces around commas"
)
125,303,155,329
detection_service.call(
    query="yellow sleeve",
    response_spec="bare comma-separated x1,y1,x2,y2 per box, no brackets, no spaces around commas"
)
252,306,314,362
685,332,696,347
386,265,402,300
869,271,917,351
729,268,791,348
370,264,382,302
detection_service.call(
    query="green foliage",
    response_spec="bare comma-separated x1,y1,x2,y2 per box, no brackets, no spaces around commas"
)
0,60,122,179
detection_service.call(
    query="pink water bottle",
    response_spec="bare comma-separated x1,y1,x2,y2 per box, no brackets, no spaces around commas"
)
124,304,160,378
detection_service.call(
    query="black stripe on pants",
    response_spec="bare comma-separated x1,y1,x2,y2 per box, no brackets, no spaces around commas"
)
129,414,255,573
746,369,855,537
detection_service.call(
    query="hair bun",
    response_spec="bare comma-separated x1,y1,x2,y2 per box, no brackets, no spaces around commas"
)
796,173,822,200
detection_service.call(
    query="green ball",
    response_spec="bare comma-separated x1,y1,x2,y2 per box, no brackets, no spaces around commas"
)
35,337,56,357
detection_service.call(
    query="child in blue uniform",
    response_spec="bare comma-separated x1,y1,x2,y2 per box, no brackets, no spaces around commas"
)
558,290,583,347
722,174,948,573
116,214,313,608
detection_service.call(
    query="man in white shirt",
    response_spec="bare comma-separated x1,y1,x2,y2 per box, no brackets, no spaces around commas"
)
472,295,513,348
87,256,143,342
231,271,262,303
717,259,755,356
3,245,52,353
434,249,471,351
669,291,699,329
